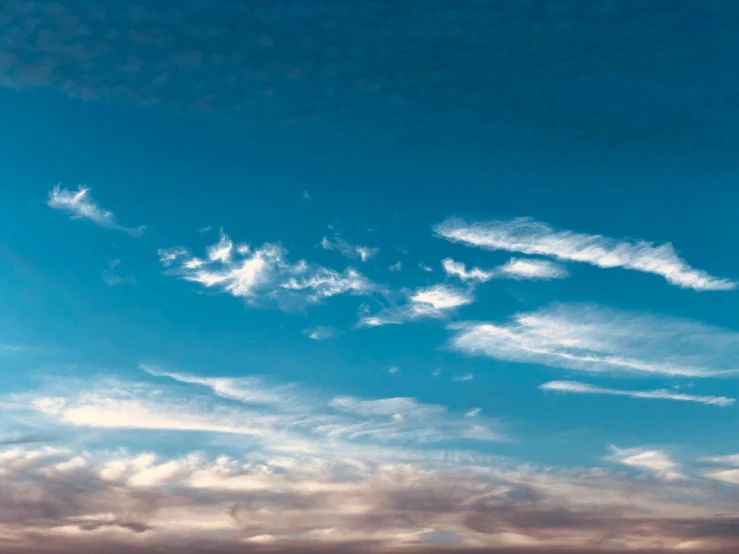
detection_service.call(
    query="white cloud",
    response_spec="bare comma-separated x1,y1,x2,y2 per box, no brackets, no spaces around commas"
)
442,257,567,282
388,366,400,375
465,408,481,417
497,257,568,280
452,374,474,382
20,370,502,452
47,184,144,236
607,446,683,480
388,261,403,271
320,234,378,262
159,230,376,307
449,304,739,378
434,217,734,291
282,267,375,300
442,258,496,282
303,326,335,341
419,263,434,272
360,284,473,327
541,381,734,407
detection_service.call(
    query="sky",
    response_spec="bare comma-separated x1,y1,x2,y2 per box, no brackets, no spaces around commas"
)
1,1,739,553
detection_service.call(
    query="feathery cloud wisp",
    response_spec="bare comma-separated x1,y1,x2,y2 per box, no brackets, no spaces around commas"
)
449,304,739,378
159,230,376,307
607,446,683,480
540,381,734,407
320,234,378,262
360,284,473,327
435,217,734,290
442,257,567,282
48,185,144,236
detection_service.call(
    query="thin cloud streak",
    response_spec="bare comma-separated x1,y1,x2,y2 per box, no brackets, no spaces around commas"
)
442,257,567,282
48,184,145,236
450,304,739,378
541,381,734,407
434,217,734,290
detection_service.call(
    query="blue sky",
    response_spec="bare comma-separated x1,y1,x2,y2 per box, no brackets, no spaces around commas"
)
1,1,739,553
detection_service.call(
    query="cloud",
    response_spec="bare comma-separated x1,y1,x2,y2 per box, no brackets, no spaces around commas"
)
19,369,503,453
497,258,569,280
442,258,496,282
388,261,403,271
159,229,376,307
442,257,567,283
449,303,739,378
0,443,737,553
360,284,473,327
452,374,474,382
435,218,734,291
607,446,683,480
541,381,734,407
101,259,136,286
48,185,144,236
303,326,335,341
320,234,378,262
419,263,434,272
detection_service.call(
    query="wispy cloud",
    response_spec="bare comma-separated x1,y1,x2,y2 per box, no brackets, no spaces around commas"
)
419,263,434,272
101,259,136,287
48,185,144,237
435,217,734,291
360,284,473,327
541,380,734,407
159,229,376,307
607,446,683,480
21,369,503,452
303,326,335,341
442,257,567,282
452,374,474,382
450,304,739,378
388,261,403,271
320,234,378,262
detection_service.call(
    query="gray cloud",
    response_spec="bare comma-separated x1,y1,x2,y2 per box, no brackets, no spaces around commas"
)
0,446,736,553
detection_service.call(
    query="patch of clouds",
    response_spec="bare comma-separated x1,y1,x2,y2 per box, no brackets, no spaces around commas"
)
48,185,144,236
16,369,504,453
449,303,739,378
360,284,473,327
388,261,403,271
159,229,376,308
452,374,474,382
607,446,683,481
541,381,734,407
418,263,434,272
320,234,378,262
435,218,735,291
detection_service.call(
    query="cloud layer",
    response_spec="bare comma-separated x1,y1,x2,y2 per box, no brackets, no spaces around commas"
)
435,218,734,291
449,304,739,377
